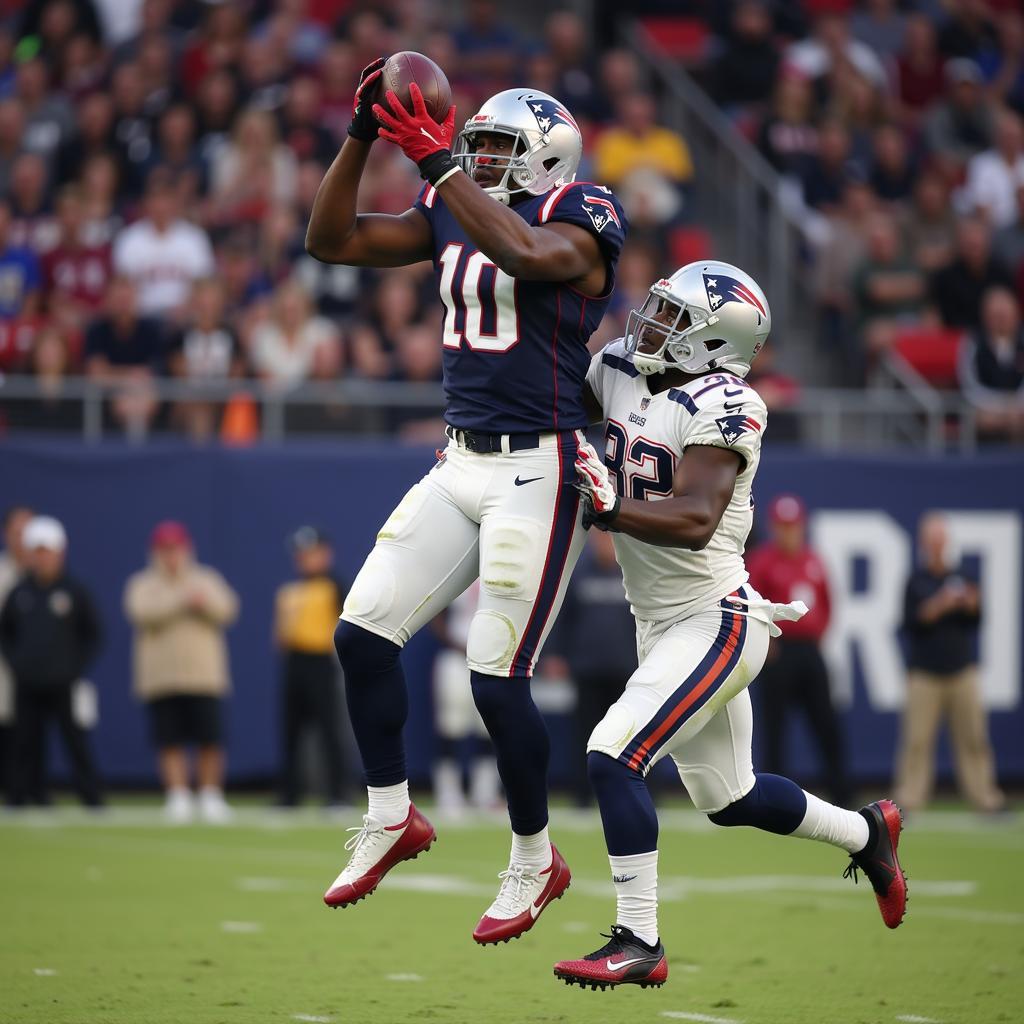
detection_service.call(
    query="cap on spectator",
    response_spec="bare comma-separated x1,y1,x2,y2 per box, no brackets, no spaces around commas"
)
946,58,982,86
23,516,67,552
150,520,192,549
769,494,806,524
289,525,330,551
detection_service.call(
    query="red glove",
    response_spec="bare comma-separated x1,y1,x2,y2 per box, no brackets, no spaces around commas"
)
373,83,457,165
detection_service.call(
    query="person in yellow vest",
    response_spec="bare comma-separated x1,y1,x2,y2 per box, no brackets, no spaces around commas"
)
274,526,348,808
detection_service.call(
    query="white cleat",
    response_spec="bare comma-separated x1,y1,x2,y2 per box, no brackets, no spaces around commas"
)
198,788,233,824
164,788,194,824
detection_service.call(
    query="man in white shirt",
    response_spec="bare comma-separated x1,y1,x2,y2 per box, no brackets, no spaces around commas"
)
112,172,214,320
959,109,1024,230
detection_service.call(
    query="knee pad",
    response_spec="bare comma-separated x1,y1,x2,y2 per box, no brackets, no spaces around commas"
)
334,620,401,679
675,761,753,815
342,550,397,624
479,517,543,600
586,701,639,761
466,609,518,675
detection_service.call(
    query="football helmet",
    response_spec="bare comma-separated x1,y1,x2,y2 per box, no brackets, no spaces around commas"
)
453,89,582,205
624,260,771,377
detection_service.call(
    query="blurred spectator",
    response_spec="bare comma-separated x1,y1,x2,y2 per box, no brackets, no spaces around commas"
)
0,505,33,801
712,1,780,113
317,39,357,141
0,516,104,808
16,56,74,160
923,59,995,172
869,123,916,204
124,521,239,824
958,286,1024,441
166,278,246,441
349,270,423,380
757,73,818,179
850,0,906,60
747,495,851,807
8,152,58,253
895,14,947,124
280,75,337,167
41,184,112,332
145,103,205,211
784,12,887,92
194,68,241,172
929,217,1013,328
113,172,214,320
801,119,858,214
179,4,247,99
938,0,997,61
111,61,156,196
84,277,162,436
12,325,81,432
958,109,1024,229
545,11,604,122
894,512,1004,813
53,91,116,188
981,11,1024,116
239,35,292,114
905,171,958,273
249,277,340,386
0,96,25,195
274,526,348,809
992,182,1024,275
451,0,521,97
390,322,446,441
0,198,41,319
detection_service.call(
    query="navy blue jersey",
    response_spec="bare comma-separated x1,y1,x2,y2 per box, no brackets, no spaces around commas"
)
413,180,627,433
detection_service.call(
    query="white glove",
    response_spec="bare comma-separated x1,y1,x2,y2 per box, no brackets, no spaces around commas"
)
575,442,620,528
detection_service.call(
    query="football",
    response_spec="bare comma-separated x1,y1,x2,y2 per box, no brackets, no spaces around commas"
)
379,51,453,122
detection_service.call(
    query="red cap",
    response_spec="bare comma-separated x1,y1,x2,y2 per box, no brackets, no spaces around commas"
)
769,494,806,524
150,520,192,549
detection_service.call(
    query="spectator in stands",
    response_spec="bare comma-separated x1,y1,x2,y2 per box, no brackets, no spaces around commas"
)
53,91,115,187
248,277,340,387
930,216,1013,329
545,11,604,122
274,526,348,809
712,1,780,115
869,123,917,204
850,0,907,60
113,172,215,321
0,516,104,808
79,152,124,249
389,321,447,440
280,75,339,168
238,35,291,114
894,512,1005,813
802,120,859,215
0,96,24,195
758,72,818,180
594,91,694,205
84,276,162,436
959,108,1024,229
905,171,958,273
42,185,112,332
349,270,423,381
14,325,80,432
0,505,33,801
896,13,948,125
16,56,73,162
958,286,1024,441
923,59,995,173
993,181,1024,276
784,12,887,92
167,278,245,441
451,0,521,98
8,151,58,254
747,495,851,807
0,198,41,319
938,0,997,61
124,521,239,824
194,68,241,173
111,61,156,197
145,103,205,212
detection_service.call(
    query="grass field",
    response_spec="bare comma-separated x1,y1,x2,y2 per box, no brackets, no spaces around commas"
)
2,802,1022,1024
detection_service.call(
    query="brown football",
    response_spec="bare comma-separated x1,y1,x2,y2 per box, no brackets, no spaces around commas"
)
378,51,453,122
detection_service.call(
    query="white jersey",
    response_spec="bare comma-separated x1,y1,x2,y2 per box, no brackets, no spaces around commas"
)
586,340,767,623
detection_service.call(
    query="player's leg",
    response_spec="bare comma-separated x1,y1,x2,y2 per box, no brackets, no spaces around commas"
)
325,468,479,906
467,434,583,943
278,656,305,807
52,682,103,807
945,666,1005,812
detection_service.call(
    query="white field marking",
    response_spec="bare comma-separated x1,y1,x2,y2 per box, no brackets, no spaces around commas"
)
33,968,57,976
220,920,263,934
561,921,591,933
896,1016,944,1023
292,1015,332,1023
661,1012,741,1024
236,876,307,892
386,973,424,982
383,874,493,897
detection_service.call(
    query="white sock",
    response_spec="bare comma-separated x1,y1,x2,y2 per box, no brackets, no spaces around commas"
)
609,850,659,946
366,781,410,827
791,791,870,853
510,826,551,871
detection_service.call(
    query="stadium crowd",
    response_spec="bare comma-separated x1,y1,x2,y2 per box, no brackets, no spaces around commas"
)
0,0,1020,443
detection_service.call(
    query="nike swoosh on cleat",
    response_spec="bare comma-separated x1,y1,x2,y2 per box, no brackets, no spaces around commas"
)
606,957,656,973
514,476,544,486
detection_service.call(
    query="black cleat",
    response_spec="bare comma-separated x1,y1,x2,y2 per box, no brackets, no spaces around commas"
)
553,925,668,990
843,799,908,929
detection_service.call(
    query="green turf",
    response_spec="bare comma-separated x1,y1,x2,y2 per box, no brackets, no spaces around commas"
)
2,804,1022,1024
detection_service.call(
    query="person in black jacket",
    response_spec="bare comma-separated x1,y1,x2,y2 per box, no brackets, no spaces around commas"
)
0,516,104,807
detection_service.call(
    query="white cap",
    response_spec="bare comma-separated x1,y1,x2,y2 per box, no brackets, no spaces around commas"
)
23,516,67,552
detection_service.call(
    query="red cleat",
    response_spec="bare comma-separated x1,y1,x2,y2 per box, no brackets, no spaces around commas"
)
843,799,908,929
323,803,436,908
473,844,571,945
554,925,668,990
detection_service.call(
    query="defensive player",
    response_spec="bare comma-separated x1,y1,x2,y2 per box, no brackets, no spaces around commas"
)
305,59,626,943
553,261,908,990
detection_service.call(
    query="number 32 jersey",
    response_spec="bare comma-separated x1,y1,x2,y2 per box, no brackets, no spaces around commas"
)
414,181,627,433
586,340,768,623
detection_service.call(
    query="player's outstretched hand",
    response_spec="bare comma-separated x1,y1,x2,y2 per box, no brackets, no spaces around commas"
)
348,57,386,142
374,83,456,164
575,443,621,531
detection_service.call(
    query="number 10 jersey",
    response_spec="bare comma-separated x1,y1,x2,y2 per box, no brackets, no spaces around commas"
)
414,180,627,434
587,340,769,623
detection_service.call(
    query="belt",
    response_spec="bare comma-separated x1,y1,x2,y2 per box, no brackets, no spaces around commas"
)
445,425,545,454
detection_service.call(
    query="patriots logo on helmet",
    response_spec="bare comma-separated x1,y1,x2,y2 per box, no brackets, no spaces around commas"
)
703,273,766,322
527,98,579,136
715,413,762,445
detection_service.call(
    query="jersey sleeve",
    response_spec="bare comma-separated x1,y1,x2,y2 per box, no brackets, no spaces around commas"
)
412,183,438,224
538,182,628,268
679,382,767,472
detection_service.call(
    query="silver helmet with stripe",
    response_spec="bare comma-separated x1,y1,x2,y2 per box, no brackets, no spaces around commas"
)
624,260,771,377
453,89,582,205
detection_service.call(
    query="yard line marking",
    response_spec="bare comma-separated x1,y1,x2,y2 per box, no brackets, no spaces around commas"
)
33,968,57,976
561,921,590,933
220,920,263,933
386,973,424,982
661,1012,742,1024
292,1015,332,1023
384,874,494,896
896,1016,943,1023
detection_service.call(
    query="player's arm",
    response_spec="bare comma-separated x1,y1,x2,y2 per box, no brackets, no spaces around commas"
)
577,443,742,550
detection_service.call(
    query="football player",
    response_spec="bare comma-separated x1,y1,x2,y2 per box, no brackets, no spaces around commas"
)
554,262,908,990
305,61,627,943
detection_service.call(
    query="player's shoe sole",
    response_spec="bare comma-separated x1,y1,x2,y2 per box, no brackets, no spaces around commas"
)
844,798,908,929
553,925,668,990
323,804,436,908
473,844,571,945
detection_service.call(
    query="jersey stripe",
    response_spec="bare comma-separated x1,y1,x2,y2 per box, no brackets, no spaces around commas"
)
539,183,573,223
423,185,437,209
667,388,698,413
602,352,639,378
